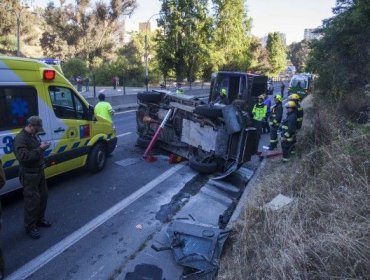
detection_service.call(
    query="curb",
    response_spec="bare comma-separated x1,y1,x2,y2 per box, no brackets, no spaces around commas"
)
227,159,267,227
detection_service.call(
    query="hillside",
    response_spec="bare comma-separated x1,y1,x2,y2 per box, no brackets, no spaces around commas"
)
218,93,370,279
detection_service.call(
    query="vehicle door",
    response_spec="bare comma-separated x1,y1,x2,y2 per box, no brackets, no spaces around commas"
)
46,85,91,175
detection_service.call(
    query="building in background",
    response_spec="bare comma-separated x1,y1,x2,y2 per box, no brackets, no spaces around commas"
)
304,28,322,41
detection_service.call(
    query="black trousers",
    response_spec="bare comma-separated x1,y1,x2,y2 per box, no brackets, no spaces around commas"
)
281,140,293,160
20,170,48,230
269,126,279,148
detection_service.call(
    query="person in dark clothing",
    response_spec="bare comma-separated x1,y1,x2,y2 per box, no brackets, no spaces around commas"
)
268,94,283,150
13,116,52,239
280,81,285,97
289,93,304,129
281,101,297,162
0,160,6,278
262,95,272,134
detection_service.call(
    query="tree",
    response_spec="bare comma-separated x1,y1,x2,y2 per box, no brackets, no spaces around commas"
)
212,0,252,71
266,32,287,77
288,40,311,73
62,58,88,80
247,36,271,75
156,0,212,82
306,0,370,97
40,0,137,65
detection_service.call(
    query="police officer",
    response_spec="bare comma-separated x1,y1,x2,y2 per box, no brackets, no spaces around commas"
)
281,101,297,162
13,116,52,239
268,94,283,150
252,95,267,137
0,159,6,278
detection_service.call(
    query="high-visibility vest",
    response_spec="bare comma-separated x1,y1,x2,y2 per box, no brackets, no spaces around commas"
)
252,103,267,121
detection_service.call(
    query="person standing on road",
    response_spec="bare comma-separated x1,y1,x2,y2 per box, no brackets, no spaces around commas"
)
281,101,297,162
252,95,267,138
85,76,90,92
268,94,283,150
280,81,285,97
112,76,116,90
262,95,272,134
0,159,6,278
13,116,52,239
94,93,115,122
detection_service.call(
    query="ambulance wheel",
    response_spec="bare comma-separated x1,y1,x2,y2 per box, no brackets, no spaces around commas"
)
189,157,217,174
87,142,107,173
137,91,163,103
193,105,223,118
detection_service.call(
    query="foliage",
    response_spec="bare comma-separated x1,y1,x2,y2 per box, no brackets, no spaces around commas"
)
306,0,370,98
288,39,311,73
247,36,271,75
212,0,252,71
62,58,88,80
156,0,212,82
266,32,287,77
40,0,137,65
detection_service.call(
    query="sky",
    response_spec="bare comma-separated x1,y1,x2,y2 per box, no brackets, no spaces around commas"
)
34,0,336,44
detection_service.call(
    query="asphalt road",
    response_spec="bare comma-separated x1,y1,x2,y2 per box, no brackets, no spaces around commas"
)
1,86,280,279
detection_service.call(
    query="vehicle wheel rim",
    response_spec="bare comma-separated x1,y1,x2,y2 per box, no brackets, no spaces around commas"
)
97,150,105,169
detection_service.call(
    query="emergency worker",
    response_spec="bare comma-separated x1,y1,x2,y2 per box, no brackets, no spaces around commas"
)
252,95,267,137
0,159,5,278
13,116,52,239
281,101,297,162
268,94,283,150
215,88,229,105
289,94,304,129
289,94,304,154
94,93,115,122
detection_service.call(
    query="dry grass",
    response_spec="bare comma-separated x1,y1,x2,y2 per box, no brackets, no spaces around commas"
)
218,94,370,280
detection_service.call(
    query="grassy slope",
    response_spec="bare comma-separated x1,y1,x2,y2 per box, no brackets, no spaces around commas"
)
218,94,370,279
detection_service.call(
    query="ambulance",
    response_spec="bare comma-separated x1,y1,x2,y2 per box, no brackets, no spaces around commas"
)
0,56,117,195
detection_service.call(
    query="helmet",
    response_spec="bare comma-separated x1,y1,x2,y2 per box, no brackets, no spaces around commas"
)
289,93,300,101
258,94,265,100
221,88,227,96
274,94,282,102
286,101,296,108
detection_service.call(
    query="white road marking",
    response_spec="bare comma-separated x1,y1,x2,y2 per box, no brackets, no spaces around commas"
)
7,163,187,280
115,109,137,115
116,132,132,138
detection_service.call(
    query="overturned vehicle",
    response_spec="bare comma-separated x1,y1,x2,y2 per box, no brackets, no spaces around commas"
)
136,71,267,176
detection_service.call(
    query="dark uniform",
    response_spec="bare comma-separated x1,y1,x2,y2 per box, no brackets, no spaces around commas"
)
13,128,48,235
0,160,6,278
296,102,304,130
281,109,297,162
268,101,283,150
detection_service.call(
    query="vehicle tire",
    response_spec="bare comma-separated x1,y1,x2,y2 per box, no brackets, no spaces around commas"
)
189,157,218,174
87,142,107,173
193,104,223,118
137,91,163,103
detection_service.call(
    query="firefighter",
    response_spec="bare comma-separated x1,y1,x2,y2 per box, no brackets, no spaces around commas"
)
268,94,283,150
281,101,297,162
252,95,267,137
289,93,304,154
289,93,304,129
215,88,229,105
13,116,52,239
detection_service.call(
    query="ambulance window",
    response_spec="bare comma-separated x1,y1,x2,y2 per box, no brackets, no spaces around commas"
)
49,86,87,120
0,86,38,131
